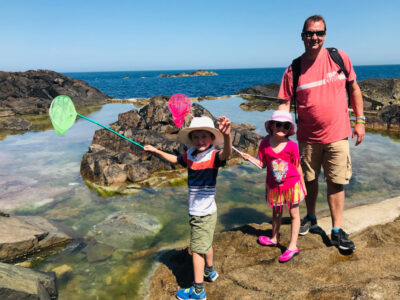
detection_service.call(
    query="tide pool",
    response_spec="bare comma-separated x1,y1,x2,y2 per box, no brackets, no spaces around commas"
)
1,97,399,299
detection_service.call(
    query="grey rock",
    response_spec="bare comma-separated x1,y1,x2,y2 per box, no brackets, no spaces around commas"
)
87,211,161,249
80,97,262,188
84,243,115,263
0,216,72,261
0,262,57,299
365,104,400,131
359,78,400,109
0,117,33,131
236,83,280,100
0,69,110,118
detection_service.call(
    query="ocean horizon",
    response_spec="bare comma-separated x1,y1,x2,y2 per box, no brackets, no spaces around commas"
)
65,65,400,99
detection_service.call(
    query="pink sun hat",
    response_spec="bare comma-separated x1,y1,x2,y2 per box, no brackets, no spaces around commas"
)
265,110,296,136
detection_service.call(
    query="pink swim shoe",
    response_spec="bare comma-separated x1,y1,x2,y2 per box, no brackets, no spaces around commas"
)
279,248,300,263
258,236,279,246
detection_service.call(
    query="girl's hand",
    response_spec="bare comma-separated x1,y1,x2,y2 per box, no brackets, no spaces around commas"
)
217,116,231,136
144,145,157,153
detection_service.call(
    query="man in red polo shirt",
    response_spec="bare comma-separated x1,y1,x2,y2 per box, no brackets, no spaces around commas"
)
278,15,365,250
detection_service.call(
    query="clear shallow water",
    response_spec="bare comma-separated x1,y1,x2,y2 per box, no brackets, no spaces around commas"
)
1,97,400,299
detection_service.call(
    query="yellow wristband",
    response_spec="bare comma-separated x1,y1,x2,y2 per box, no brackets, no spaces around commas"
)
356,120,365,124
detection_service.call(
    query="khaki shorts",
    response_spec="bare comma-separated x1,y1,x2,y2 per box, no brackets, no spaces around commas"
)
189,212,217,254
299,139,352,185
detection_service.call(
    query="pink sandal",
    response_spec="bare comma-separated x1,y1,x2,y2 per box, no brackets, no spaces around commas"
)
279,248,300,262
258,236,279,246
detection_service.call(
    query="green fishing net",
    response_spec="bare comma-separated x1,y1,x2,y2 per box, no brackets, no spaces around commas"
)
49,95,77,135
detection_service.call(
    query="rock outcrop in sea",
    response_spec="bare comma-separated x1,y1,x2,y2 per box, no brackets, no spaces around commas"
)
80,97,261,192
358,78,400,131
0,69,110,131
158,69,218,77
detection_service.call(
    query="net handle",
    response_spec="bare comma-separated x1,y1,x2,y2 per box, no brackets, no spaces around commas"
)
77,114,144,149
232,146,262,169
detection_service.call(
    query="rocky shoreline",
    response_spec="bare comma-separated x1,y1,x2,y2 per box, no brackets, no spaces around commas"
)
0,69,110,133
148,196,400,299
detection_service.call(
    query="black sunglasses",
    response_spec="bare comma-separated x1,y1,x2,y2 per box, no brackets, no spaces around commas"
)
303,30,326,38
274,121,292,130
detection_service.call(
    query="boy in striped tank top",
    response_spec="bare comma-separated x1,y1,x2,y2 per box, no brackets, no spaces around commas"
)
144,115,232,300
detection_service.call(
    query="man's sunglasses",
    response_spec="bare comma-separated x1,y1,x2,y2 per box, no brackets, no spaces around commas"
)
302,30,326,38
273,121,292,130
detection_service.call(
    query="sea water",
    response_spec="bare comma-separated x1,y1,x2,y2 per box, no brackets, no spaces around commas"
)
65,65,400,99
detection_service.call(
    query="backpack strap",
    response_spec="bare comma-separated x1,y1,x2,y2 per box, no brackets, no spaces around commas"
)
291,48,351,119
327,47,351,105
327,47,348,77
291,56,302,123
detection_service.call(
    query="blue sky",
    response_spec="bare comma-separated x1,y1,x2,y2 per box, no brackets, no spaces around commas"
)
1,0,399,72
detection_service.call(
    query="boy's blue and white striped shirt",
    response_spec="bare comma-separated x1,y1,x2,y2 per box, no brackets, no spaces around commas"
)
178,146,226,216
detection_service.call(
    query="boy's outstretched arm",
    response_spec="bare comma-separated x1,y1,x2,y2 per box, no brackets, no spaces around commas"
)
217,116,232,161
144,145,178,164
241,152,265,168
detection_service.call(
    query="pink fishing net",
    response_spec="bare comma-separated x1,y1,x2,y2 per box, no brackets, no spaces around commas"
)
168,93,191,128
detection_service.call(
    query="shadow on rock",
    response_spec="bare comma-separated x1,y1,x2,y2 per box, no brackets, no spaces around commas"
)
157,248,193,288
309,226,332,248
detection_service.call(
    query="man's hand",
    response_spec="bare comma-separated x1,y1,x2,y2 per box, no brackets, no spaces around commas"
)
352,123,365,146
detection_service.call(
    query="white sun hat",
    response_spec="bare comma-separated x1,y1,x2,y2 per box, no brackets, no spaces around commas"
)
265,110,296,136
178,116,224,146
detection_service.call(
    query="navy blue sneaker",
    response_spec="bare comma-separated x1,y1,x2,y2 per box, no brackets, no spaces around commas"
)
331,229,356,250
204,268,219,282
299,216,318,235
176,286,206,300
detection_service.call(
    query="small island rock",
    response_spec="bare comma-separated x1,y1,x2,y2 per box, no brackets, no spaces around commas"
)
158,69,218,77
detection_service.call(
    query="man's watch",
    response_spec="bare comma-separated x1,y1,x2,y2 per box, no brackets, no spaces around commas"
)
356,115,366,124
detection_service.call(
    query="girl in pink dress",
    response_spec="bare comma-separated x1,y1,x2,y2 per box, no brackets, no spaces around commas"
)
242,110,306,262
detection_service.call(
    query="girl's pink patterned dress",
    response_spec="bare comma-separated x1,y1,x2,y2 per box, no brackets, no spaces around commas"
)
258,137,305,211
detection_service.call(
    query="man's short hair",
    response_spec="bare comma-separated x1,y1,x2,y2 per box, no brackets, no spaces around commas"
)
302,15,326,33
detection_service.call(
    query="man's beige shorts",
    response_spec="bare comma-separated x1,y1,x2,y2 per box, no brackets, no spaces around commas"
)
189,212,217,254
299,139,352,185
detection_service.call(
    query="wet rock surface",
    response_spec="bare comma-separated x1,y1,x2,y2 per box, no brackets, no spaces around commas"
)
0,215,72,261
149,217,400,300
80,97,262,190
0,262,57,299
0,69,110,133
363,103,400,131
86,211,161,249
